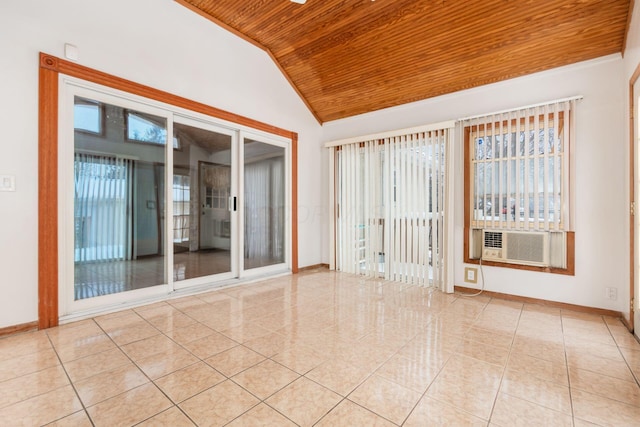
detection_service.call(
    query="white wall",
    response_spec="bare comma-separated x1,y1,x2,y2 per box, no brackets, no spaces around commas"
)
0,0,324,328
323,55,628,312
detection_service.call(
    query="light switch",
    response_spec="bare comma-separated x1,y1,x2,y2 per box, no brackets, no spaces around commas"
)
0,175,15,192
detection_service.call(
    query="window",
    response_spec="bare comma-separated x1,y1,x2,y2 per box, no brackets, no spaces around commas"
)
126,110,179,148
463,99,577,273
173,174,190,243
74,97,103,134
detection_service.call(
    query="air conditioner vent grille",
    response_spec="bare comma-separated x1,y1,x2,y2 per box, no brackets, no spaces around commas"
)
484,231,503,249
506,233,545,263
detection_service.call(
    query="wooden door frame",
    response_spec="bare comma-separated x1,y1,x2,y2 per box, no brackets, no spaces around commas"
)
628,61,640,333
38,52,298,329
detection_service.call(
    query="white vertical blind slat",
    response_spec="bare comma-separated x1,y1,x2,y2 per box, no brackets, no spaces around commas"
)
345,144,351,272
506,112,513,229
523,109,531,230
533,109,541,230
432,130,439,286
362,143,368,275
399,135,406,282
553,103,561,230
420,132,428,286
564,101,573,230
493,115,500,229
409,134,420,283
394,136,400,282
515,111,522,229
329,147,336,270
384,138,391,280
543,104,550,229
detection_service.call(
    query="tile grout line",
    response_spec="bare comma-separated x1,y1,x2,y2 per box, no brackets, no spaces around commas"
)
559,311,577,427
44,321,97,427
12,272,637,425
92,310,202,426
397,292,491,426
603,318,640,389
482,297,522,426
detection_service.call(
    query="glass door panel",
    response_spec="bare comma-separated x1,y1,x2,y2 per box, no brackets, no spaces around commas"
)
73,96,167,300
172,120,235,283
243,138,286,270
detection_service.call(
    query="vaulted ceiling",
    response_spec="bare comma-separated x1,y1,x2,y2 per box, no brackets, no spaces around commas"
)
177,0,632,123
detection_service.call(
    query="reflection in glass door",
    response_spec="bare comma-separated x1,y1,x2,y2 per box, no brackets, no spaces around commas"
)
66,85,289,314
73,96,167,300
243,137,286,270
173,120,234,284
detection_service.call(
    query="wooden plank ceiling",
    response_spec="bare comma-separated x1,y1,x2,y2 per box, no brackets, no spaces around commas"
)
178,0,631,123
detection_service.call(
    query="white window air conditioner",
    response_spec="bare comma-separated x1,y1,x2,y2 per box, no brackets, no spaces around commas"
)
481,230,551,267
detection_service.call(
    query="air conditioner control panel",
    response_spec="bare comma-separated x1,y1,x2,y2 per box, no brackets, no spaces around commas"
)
483,249,502,259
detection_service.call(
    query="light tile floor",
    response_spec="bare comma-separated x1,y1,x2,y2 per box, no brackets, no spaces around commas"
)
1,270,640,426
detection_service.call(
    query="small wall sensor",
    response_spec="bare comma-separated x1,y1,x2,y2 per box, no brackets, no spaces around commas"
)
64,43,79,61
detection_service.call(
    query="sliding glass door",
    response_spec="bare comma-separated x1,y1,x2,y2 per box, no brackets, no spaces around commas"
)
172,117,237,289
72,95,169,301
242,136,287,273
60,80,290,316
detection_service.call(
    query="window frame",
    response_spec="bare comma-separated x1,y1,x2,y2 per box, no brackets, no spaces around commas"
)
463,113,575,275
469,114,566,231
73,97,105,136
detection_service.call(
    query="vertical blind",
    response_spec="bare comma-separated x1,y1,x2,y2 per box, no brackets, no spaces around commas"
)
328,123,454,292
74,153,133,262
244,157,285,261
462,98,577,232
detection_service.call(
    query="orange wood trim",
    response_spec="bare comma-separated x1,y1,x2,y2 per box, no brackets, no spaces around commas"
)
630,75,634,332
38,61,59,330
623,0,636,56
43,53,292,139
462,123,575,276
39,52,300,328
620,316,633,333
565,230,575,276
0,321,39,337
628,61,640,332
454,285,622,318
298,263,329,272
291,133,299,274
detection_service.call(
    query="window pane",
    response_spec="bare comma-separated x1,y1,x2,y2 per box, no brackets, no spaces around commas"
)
74,98,101,133
244,139,286,269
74,97,166,300
172,122,232,281
127,111,167,145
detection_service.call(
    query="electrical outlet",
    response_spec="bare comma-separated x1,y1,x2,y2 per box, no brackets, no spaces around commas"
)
464,267,477,284
605,287,617,300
